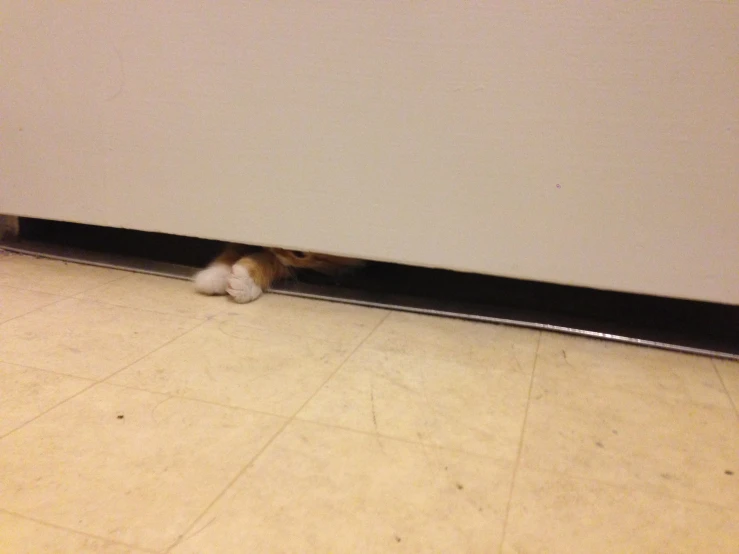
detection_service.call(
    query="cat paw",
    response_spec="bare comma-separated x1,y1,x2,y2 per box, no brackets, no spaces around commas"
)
226,264,263,303
193,264,231,295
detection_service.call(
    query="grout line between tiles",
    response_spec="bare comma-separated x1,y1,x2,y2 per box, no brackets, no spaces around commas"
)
527,372,739,416
104,381,292,422
0,280,122,298
0,361,97,384
0,364,95,436
72,294,229,322
94,378,522,465
498,331,542,553
0,252,130,297
160,433,294,551
0,294,72,328
98,320,210,386
164,311,392,553
0,320,208,441
212,316,375,346
288,417,516,463
712,358,739,420
0,379,100,441
0,282,68,299
0,508,160,554
69,275,235,322
516,466,739,515
286,311,391,420
65,272,133,296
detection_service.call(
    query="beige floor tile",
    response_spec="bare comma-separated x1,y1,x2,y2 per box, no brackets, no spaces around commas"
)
299,347,532,459
502,469,739,554
171,421,512,554
0,285,63,323
520,375,739,510
0,298,200,379
537,333,732,409
111,319,354,416
0,362,92,436
715,358,739,413
3,249,735,553
0,383,284,551
0,255,126,296
364,312,539,373
212,293,388,350
78,273,229,320
0,512,148,554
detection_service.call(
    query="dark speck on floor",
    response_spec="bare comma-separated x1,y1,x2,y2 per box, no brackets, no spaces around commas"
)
726,470,734,476
456,482,464,490
394,535,402,543
595,441,604,448
117,414,124,420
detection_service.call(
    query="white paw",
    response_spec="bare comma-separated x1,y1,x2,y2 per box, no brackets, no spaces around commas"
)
226,264,263,303
193,263,231,295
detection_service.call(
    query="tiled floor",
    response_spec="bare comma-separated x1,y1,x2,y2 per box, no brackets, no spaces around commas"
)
0,251,737,553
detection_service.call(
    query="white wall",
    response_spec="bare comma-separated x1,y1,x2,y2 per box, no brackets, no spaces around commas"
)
1,2,737,304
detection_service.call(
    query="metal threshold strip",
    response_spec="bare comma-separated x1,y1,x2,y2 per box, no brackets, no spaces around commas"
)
2,239,736,360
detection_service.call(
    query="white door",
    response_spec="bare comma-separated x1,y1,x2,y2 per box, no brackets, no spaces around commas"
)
1,2,737,304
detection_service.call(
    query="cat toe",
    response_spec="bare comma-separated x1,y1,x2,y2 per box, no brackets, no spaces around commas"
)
226,264,263,303
193,263,231,295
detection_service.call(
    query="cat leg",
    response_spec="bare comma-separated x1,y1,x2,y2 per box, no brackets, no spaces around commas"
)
227,251,289,303
193,245,242,295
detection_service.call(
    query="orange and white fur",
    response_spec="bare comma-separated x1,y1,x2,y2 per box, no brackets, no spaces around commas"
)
194,245,362,303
